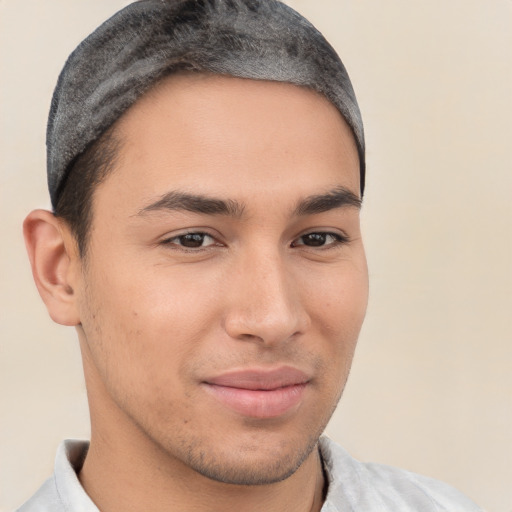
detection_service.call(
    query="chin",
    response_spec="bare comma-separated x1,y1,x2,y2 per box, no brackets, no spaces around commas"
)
164,426,322,486
187,445,315,486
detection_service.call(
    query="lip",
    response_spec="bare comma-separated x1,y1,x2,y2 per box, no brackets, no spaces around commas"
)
202,366,310,419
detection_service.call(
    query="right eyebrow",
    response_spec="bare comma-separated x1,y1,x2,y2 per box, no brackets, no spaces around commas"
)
136,191,246,218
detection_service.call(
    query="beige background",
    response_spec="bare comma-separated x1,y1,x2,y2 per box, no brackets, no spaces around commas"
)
1,1,511,511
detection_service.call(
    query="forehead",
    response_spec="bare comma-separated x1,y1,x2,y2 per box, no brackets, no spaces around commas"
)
97,73,360,211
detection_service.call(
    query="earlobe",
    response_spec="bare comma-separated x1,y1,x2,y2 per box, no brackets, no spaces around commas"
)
23,209,81,326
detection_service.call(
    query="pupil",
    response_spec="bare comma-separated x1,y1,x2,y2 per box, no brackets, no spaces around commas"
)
305,233,326,246
181,233,204,247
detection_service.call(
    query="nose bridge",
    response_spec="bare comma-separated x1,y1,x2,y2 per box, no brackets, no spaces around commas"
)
223,244,308,344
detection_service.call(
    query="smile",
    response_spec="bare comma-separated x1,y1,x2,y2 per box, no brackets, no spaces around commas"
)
202,367,309,419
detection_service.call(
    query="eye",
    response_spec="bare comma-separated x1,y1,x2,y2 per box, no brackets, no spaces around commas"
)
292,232,348,248
163,232,217,249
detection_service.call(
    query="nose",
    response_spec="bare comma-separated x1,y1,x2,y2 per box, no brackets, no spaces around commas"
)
222,250,310,345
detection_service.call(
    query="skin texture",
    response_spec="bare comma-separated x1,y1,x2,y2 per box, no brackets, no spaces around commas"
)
24,74,368,512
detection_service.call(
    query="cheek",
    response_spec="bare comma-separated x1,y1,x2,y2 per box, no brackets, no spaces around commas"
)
300,254,368,393
305,257,368,341
78,260,222,393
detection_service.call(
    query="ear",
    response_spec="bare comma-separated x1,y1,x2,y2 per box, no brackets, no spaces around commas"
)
23,209,82,326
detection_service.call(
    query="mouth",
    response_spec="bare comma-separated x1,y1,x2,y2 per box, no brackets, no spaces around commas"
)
202,367,310,419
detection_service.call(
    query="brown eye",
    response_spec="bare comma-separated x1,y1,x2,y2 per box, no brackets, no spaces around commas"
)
164,233,217,249
301,233,328,246
293,232,347,248
179,233,207,247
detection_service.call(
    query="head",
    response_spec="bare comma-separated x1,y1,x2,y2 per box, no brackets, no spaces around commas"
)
25,0,368,487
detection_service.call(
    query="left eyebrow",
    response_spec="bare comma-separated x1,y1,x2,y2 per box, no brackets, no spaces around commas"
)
293,186,362,216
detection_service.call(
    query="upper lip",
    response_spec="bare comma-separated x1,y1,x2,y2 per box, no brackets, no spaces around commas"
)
204,366,310,391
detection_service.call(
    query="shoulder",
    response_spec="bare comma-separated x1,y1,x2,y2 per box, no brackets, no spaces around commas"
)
319,437,483,512
14,476,64,512
14,440,94,512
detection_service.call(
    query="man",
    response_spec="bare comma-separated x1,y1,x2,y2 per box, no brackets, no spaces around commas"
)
19,1,481,511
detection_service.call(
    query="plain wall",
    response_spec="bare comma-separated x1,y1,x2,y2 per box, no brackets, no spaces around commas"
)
1,1,511,511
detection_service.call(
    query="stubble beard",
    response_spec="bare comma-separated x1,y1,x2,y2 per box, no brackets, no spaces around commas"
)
145,385,345,487
177,428,322,486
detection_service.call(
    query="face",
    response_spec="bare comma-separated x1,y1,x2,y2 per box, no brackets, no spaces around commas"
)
74,74,368,485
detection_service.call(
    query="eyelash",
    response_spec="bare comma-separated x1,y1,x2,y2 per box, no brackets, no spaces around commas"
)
160,231,350,251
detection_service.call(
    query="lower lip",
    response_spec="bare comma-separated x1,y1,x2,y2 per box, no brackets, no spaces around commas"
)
203,383,307,419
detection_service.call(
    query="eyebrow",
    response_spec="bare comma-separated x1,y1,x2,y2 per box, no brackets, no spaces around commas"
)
137,186,361,219
294,186,362,215
138,191,245,218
